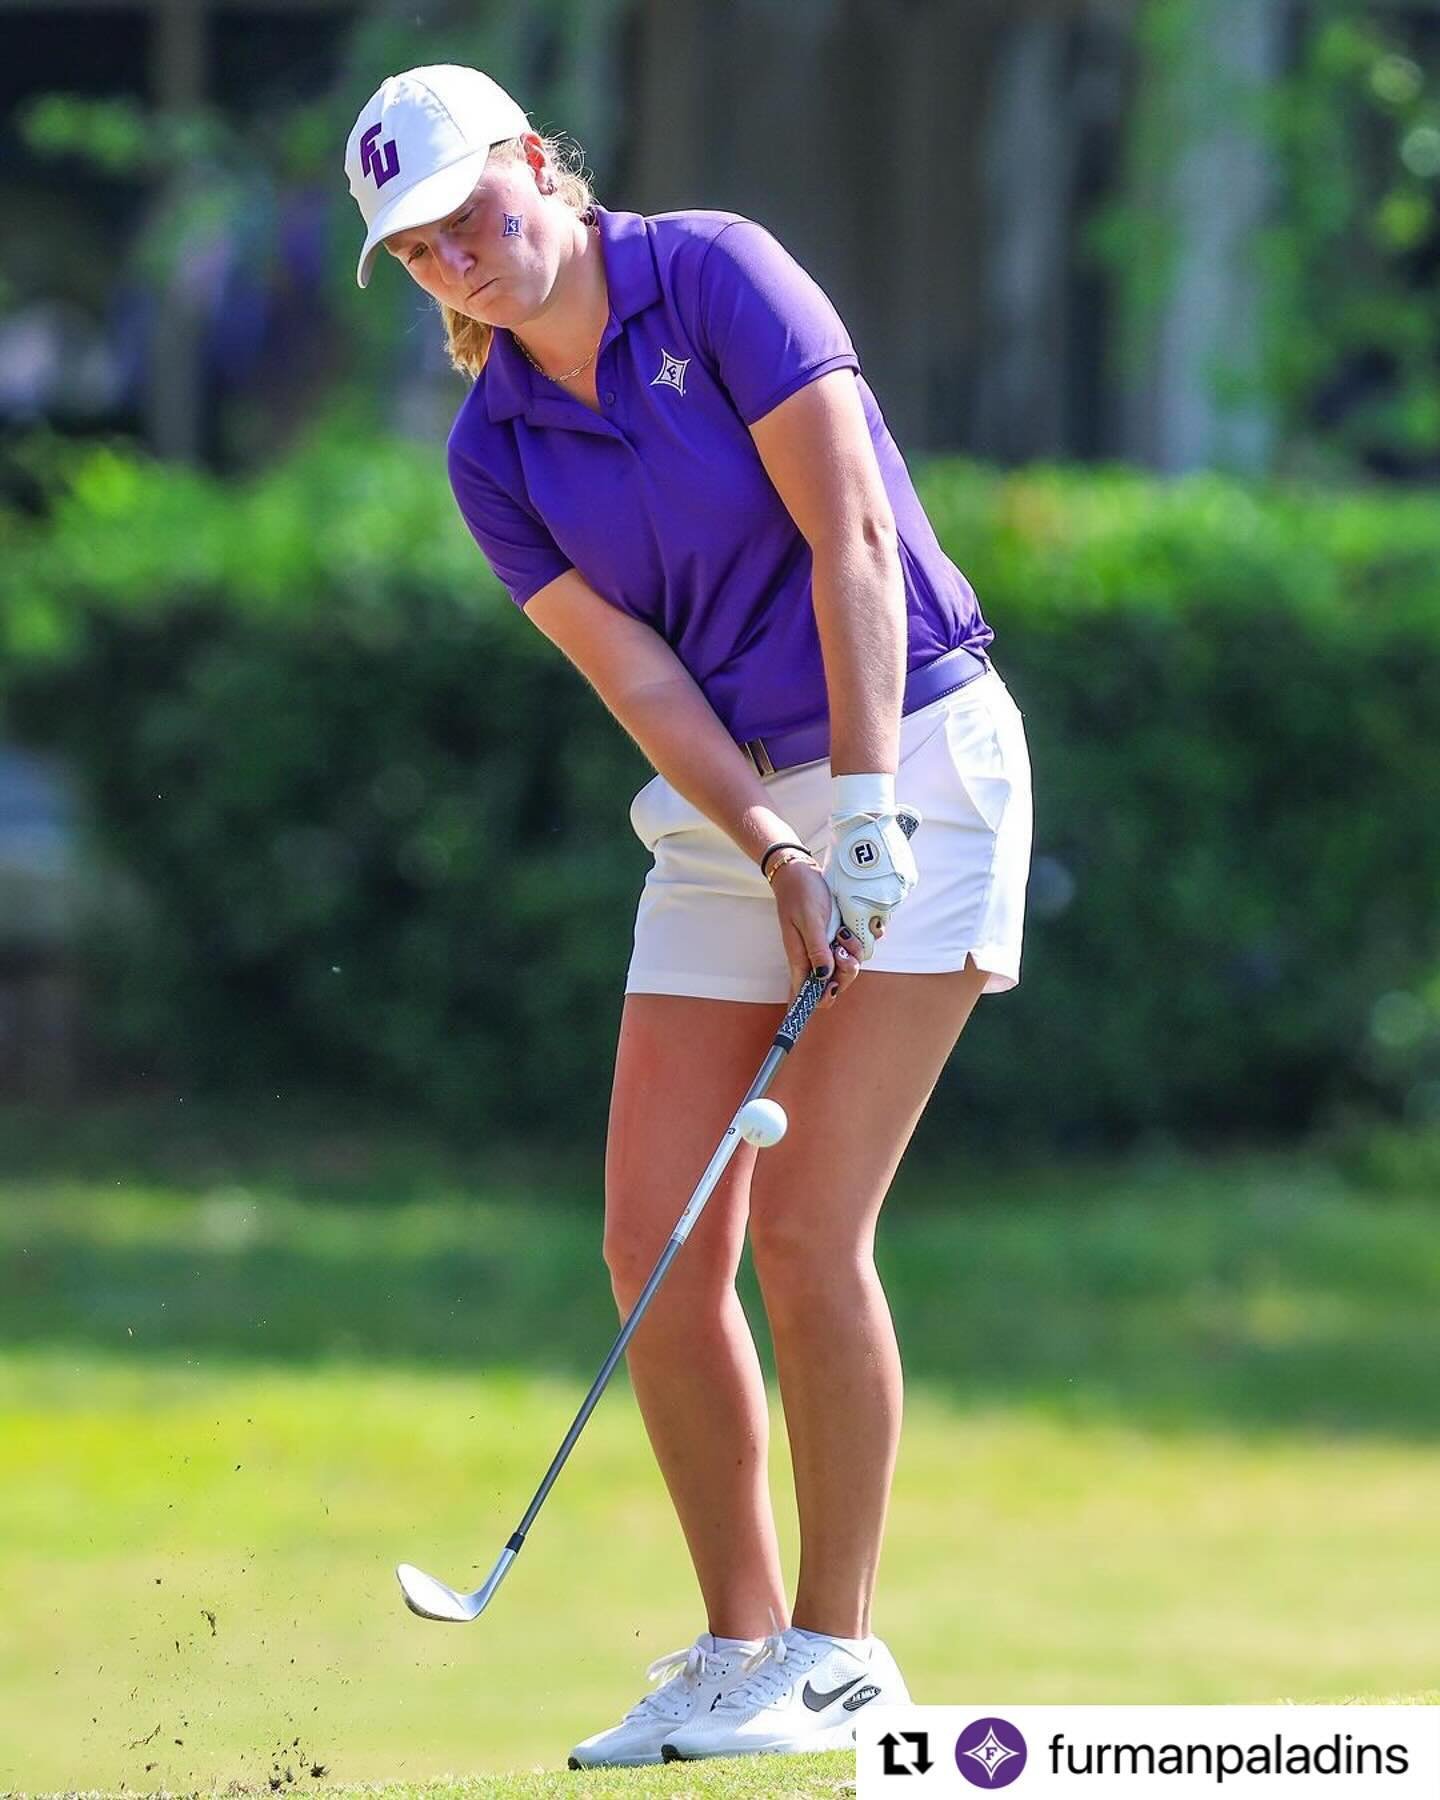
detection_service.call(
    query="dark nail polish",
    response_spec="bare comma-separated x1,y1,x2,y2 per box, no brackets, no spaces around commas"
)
828,983,840,998
812,964,829,980
838,927,852,940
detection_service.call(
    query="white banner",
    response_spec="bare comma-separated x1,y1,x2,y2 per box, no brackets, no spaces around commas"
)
857,1705,1439,1797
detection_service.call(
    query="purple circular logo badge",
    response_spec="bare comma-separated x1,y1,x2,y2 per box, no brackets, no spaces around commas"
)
954,1716,1028,1787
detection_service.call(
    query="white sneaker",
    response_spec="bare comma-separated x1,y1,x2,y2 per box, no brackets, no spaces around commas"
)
660,1626,909,1760
567,1633,761,1768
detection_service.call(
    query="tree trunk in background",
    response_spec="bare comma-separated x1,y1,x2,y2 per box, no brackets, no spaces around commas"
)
147,0,206,464
632,0,706,205
1118,0,1281,473
973,9,1074,460
842,0,993,453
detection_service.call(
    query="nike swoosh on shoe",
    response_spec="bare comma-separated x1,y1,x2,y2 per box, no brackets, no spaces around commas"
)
802,1676,863,1712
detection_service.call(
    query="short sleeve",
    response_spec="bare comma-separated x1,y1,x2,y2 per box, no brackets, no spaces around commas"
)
697,219,860,427
447,438,572,608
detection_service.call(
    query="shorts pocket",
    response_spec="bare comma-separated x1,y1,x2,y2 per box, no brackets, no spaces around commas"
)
628,773,706,852
942,693,1021,834
628,774,666,848
897,693,956,769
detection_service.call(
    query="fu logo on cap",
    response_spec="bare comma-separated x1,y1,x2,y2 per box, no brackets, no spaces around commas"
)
651,349,690,397
360,123,400,188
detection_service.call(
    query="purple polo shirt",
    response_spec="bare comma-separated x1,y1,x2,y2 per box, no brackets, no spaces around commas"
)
447,206,993,744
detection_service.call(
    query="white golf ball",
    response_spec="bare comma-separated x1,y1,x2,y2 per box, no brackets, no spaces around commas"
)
738,1098,788,1148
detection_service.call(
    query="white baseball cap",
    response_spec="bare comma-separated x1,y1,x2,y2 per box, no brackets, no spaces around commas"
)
345,64,531,288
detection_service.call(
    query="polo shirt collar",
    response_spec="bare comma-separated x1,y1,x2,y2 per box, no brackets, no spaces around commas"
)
484,206,661,424
596,206,662,322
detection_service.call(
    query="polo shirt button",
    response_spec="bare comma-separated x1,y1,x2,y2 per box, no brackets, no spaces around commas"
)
603,390,617,406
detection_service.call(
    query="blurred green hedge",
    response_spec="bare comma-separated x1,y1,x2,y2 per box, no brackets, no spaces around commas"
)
4,426,1438,1153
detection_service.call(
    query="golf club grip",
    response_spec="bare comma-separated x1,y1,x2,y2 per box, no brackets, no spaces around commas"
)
774,970,827,1048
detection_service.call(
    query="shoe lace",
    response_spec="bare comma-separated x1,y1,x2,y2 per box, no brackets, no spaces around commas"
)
623,1641,717,1723
714,1619,814,1713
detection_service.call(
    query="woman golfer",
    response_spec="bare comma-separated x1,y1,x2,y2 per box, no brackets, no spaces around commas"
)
347,65,1033,1768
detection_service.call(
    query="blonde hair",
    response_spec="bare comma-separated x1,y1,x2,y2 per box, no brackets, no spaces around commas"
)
439,134,597,380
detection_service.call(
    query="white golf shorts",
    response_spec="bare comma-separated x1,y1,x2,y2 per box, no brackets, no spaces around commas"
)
624,668,1034,1004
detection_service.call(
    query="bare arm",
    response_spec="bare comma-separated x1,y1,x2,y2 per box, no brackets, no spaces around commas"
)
748,370,906,777
524,569,798,869
524,569,850,994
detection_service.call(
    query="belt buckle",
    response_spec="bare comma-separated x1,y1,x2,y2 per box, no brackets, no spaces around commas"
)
744,737,777,778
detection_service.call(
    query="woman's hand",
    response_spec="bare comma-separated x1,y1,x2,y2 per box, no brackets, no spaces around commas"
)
825,805,920,961
768,856,861,1009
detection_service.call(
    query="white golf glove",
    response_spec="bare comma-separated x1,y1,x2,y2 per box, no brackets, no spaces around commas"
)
824,773,921,962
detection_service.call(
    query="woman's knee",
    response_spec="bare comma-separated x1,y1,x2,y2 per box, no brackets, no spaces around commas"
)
603,1214,739,1318
748,1209,875,1309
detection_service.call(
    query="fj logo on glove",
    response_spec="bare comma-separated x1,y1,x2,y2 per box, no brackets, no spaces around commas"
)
851,839,879,867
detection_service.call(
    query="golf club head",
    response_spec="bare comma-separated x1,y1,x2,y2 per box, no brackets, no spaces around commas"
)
397,1544,516,1623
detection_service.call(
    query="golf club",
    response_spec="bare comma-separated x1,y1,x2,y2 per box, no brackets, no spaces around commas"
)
396,968,826,1623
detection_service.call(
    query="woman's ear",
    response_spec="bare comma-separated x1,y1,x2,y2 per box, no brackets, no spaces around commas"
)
523,132,553,192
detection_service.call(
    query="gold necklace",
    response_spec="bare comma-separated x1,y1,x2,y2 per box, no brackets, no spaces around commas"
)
513,334,600,384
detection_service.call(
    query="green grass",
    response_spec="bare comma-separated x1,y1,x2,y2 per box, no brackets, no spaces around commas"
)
331,1762,859,1797
1,1109,1437,1795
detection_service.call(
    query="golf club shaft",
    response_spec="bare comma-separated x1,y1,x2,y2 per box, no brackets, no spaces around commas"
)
507,969,827,1549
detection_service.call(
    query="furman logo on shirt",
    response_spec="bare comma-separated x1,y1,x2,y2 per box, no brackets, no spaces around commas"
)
651,349,690,397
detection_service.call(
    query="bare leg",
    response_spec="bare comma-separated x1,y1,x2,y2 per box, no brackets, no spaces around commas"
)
604,993,790,1640
749,959,990,1639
